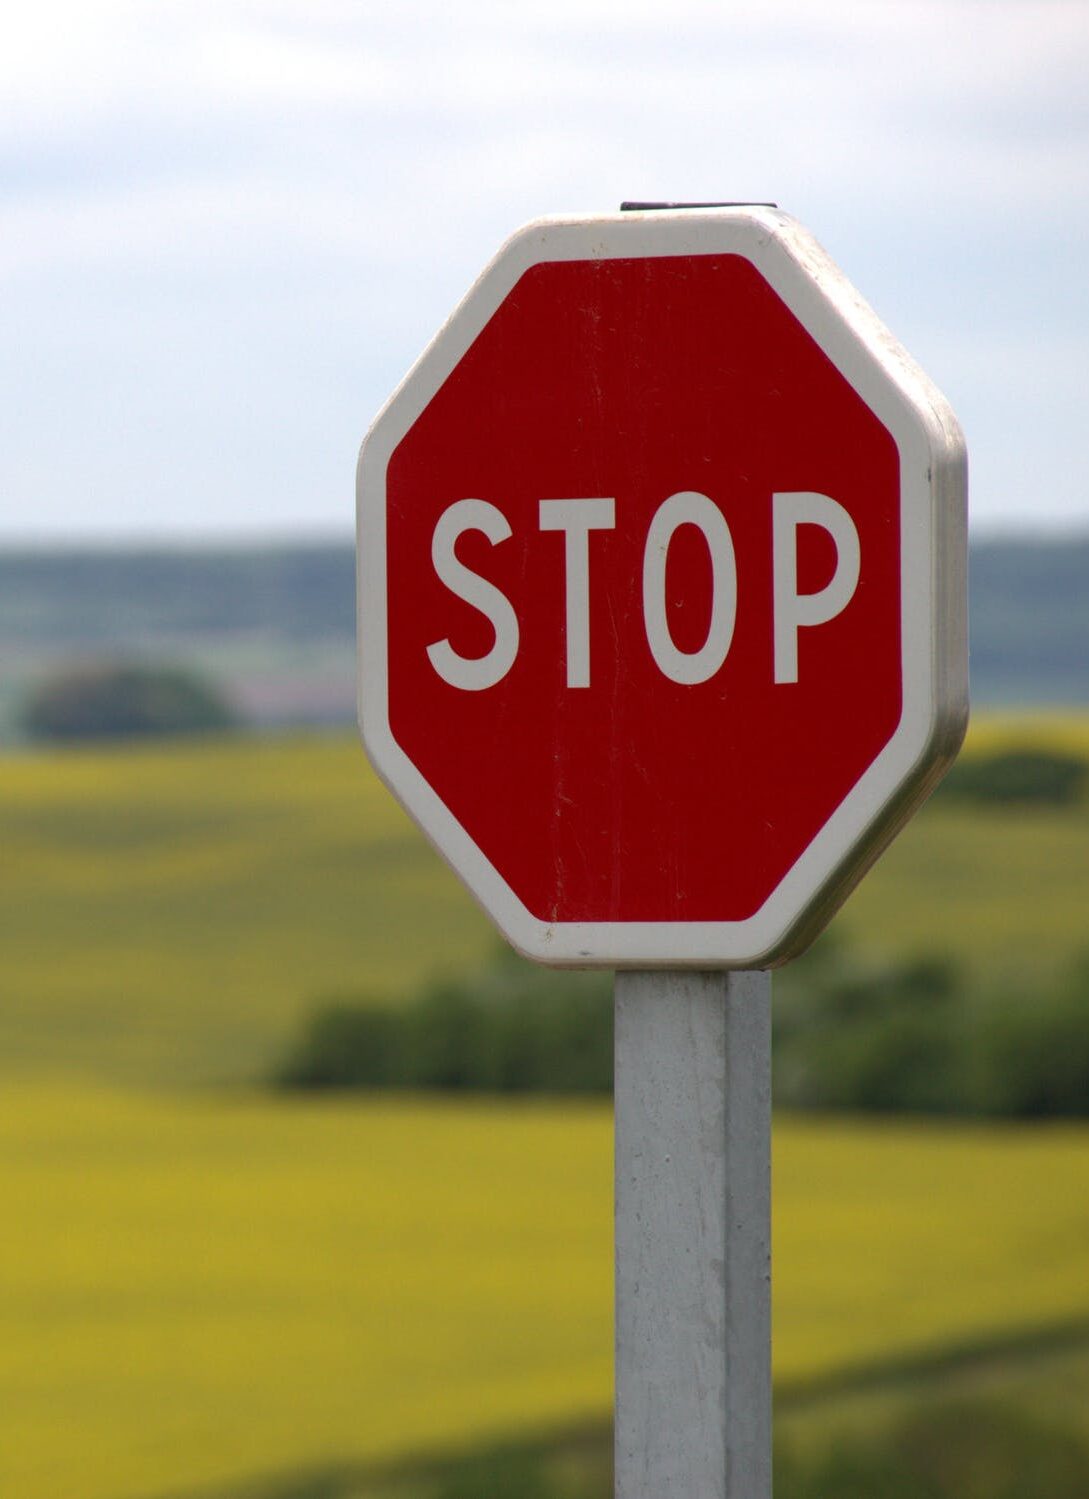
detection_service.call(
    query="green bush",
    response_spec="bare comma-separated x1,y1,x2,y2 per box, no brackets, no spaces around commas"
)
275,948,612,1096
274,1005,408,1089
939,748,1087,806
277,938,1089,1119
22,661,238,742
774,942,1089,1119
774,950,965,1115
970,975,1089,1118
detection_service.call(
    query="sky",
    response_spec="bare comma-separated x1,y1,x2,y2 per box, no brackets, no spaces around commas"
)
1,0,1086,542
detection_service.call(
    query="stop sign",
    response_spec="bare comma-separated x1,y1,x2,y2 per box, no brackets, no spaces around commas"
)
357,208,967,967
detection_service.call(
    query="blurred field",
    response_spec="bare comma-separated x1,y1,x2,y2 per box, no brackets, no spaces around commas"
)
0,1087,610,1499
839,712,1089,973
2,716,1088,1087
0,735,494,1084
3,716,1089,1497
3,1085,1089,1499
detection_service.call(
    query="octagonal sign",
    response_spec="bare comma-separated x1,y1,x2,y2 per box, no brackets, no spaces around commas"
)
357,208,967,967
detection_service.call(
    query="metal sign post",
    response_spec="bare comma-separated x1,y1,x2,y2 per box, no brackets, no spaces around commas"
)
615,970,771,1498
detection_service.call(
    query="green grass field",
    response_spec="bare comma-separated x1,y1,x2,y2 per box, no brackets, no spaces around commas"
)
839,713,1089,980
3,717,1088,1087
1,735,494,1084
4,1085,1089,1499
3,718,1089,1497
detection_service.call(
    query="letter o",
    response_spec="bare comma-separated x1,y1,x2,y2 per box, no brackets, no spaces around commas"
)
642,491,737,685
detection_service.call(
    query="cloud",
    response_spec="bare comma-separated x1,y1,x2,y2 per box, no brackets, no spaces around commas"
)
0,0,1086,535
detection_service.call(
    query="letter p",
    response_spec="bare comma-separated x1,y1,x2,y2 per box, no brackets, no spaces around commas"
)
772,492,861,685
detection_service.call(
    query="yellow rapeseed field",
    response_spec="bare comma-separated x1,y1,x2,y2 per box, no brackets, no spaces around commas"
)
0,735,493,1084
3,718,1089,1496
838,710,1089,974
3,1085,1089,1499
2,716,1088,1087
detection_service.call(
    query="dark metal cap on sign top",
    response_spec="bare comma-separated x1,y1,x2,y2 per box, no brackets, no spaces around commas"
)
620,201,778,211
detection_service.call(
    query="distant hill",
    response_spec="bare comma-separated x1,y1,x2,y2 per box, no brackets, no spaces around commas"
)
969,536,1089,705
1,534,1086,740
0,543,355,647
0,544,356,740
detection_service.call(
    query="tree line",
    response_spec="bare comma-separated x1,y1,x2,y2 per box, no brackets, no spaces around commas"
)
275,932,1089,1121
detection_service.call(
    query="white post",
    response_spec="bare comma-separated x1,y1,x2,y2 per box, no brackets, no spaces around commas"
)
614,969,772,1499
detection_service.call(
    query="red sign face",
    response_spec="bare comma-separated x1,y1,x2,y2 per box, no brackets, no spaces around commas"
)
359,212,966,966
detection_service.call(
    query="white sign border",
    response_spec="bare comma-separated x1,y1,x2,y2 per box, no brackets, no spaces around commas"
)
357,208,968,968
